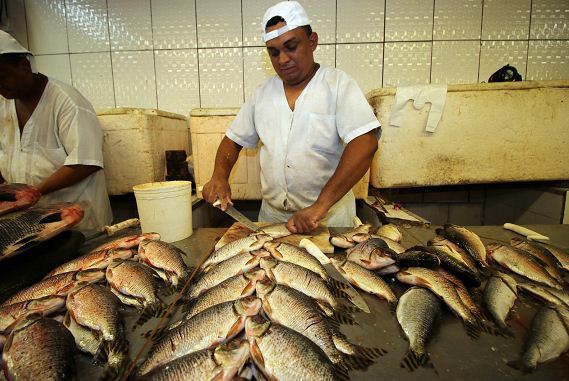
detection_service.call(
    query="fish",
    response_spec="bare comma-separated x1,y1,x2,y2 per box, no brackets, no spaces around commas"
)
138,240,189,288
438,269,485,321
517,283,569,309
510,237,565,284
105,260,161,309
486,243,562,289
1,269,105,306
370,235,406,253
436,224,489,268
411,245,480,287
395,267,478,327
0,203,83,261
331,256,397,305
377,265,400,275
256,280,385,368
137,339,251,381
264,242,329,279
201,234,273,270
246,316,348,381
428,235,479,270
92,232,161,252
0,295,65,335
538,242,569,272
45,248,134,278
508,306,569,372
330,224,373,248
0,183,41,217
2,316,76,381
396,250,440,269
375,224,403,242
396,287,442,372
63,311,100,356
188,250,268,299
484,272,518,334
255,223,292,238
345,238,396,271
183,268,266,319
260,257,343,310
138,297,261,376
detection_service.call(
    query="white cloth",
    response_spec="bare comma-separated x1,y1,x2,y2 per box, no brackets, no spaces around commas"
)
0,30,37,73
390,85,447,133
0,78,113,232
261,1,310,42
227,66,379,227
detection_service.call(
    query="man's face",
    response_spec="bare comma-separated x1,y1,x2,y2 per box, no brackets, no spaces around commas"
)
265,22,318,86
0,57,32,99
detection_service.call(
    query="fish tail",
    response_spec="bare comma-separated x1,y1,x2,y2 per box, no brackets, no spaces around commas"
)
507,359,535,373
133,302,169,329
330,310,358,326
352,345,388,360
98,354,134,381
328,278,350,291
464,321,482,340
400,349,429,372
142,325,169,343
338,353,375,371
332,365,351,381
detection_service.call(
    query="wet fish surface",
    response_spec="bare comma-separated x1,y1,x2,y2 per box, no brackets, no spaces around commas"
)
484,272,518,333
264,242,329,279
517,283,569,309
0,183,41,217
437,224,489,268
0,203,84,261
92,232,161,252
330,224,373,248
201,234,273,270
138,240,189,287
345,238,396,271
397,287,442,371
255,223,292,238
538,242,569,272
0,295,65,335
375,224,403,242
106,260,161,309
2,317,76,381
45,248,134,278
510,237,565,284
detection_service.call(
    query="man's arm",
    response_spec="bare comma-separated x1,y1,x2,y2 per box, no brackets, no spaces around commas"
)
0,172,4,184
37,165,101,195
287,130,378,233
202,136,243,210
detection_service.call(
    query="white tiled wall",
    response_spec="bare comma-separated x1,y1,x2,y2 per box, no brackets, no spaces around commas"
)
3,0,569,114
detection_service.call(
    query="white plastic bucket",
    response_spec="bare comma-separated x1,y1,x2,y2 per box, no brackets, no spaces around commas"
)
133,181,193,243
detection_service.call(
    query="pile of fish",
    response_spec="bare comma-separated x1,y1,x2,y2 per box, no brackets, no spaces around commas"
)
0,232,192,380
0,183,41,217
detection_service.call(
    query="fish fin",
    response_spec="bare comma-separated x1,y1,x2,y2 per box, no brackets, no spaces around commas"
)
133,302,169,329
332,365,350,381
329,286,350,300
400,350,437,374
352,345,388,360
250,340,265,369
98,355,133,381
245,257,258,266
241,281,256,296
338,354,375,371
507,359,535,373
180,298,195,314
226,317,245,339
330,310,358,326
328,278,350,290
464,322,481,340
39,212,63,224
142,325,169,343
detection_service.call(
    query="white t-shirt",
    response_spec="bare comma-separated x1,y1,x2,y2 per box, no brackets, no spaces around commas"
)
0,78,113,232
227,66,380,226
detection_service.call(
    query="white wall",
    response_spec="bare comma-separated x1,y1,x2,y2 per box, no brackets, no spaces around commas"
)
3,0,569,115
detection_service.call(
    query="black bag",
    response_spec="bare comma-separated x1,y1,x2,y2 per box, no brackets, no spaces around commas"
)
488,64,522,82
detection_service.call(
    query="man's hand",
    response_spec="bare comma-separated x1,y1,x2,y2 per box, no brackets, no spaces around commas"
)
286,202,328,234
202,176,233,211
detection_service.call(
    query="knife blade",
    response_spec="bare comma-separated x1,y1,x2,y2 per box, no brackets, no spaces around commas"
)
299,238,370,313
213,200,259,232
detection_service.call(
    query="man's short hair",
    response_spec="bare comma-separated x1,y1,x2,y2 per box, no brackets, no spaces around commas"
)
0,53,27,65
265,16,312,37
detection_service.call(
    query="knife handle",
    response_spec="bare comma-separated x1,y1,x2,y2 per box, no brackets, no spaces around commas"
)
103,218,140,236
503,223,549,241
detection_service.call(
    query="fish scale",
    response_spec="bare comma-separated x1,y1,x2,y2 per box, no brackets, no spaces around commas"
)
0,295,66,334
0,183,41,216
264,242,328,279
0,203,83,259
105,260,161,309
138,240,189,287
484,272,517,333
45,248,134,278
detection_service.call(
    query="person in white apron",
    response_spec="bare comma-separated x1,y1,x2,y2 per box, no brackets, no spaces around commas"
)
203,1,379,233
0,31,113,234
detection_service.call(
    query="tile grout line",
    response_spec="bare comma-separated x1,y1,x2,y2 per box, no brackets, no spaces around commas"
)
194,0,201,108
149,0,158,110
241,0,245,103
477,0,485,83
526,0,534,79
381,0,386,87
105,0,117,108
430,0,436,83
63,0,74,86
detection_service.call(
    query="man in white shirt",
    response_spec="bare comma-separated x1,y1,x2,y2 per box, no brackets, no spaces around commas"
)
0,30,113,233
203,1,379,233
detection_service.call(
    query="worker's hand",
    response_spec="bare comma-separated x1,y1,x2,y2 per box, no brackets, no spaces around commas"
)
286,203,328,234
202,176,233,211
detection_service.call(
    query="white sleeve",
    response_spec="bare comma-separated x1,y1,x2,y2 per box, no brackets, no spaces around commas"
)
336,73,381,144
56,98,105,168
226,92,259,149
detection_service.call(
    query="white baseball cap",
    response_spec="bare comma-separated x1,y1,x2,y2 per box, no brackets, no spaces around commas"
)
261,1,311,42
0,30,37,73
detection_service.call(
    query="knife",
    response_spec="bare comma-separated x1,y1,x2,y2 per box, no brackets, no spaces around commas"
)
212,200,259,232
299,238,370,313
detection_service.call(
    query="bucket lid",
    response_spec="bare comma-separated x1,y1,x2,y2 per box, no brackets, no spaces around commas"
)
133,181,192,192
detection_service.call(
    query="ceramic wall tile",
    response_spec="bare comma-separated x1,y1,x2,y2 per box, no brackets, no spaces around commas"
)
527,40,569,80
336,43,383,94
383,42,432,87
155,49,200,115
26,0,68,54
301,0,336,44
196,0,242,48
385,0,434,42
243,47,275,101
5,0,28,49
433,0,483,40
35,54,72,84
69,52,115,109
337,0,385,43
198,48,244,108
314,44,336,68
108,0,153,51
482,0,531,40
66,0,110,53
531,0,569,39
479,40,528,82
243,0,277,47
111,50,157,109
152,0,197,49
431,40,480,84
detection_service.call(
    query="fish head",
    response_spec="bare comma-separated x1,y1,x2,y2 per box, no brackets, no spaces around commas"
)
214,339,251,371
244,268,266,281
234,296,262,316
509,237,525,247
352,232,371,243
255,278,276,298
253,233,274,244
28,295,66,315
485,242,503,257
76,268,106,283
259,257,278,270
245,315,270,339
